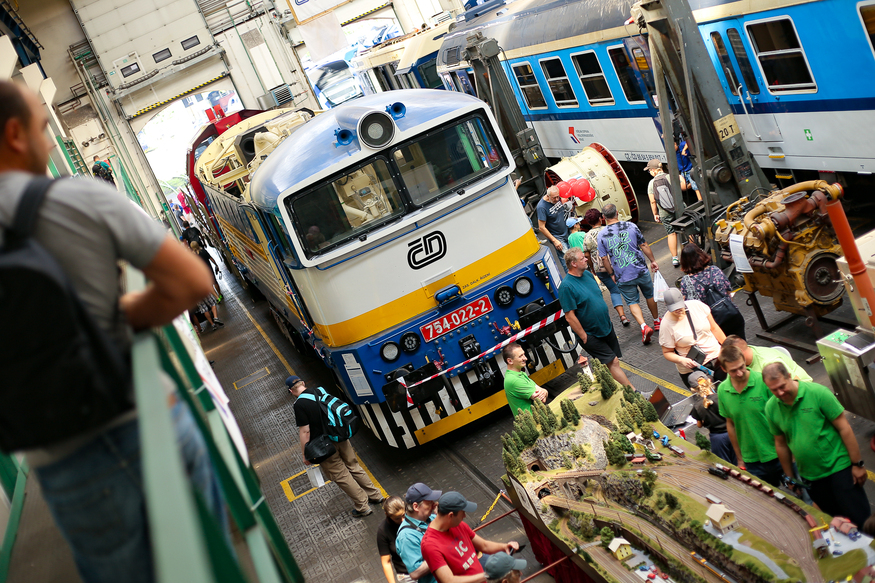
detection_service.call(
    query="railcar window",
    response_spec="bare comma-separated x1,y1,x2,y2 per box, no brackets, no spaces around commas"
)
539,58,578,107
268,213,293,257
746,19,815,92
454,71,478,97
607,47,645,104
393,115,503,206
860,3,875,56
511,62,547,109
570,52,614,106
726,29,760,94
710,33,740,95
291,159,403,257
418,61,443,89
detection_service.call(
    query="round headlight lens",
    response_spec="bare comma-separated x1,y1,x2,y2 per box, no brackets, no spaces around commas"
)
514,276,533,297
358,112,395,148
494,285,514,307
400,332,421,353
380,341,400,362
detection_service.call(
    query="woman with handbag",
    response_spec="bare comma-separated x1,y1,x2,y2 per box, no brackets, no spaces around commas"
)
679,243,746,339
659,288,727,387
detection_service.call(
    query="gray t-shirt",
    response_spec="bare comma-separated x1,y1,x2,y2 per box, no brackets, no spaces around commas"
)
535,196,568,241
0,172,167,463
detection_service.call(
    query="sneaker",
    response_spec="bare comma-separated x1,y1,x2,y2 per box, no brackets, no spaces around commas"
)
369,496,387,505
211,323,218,331
672,256,680,267
620,316,630,327
351,508,373,518
642,325,654,345
216,295,223,303
653,318,661,331
214,318,224,327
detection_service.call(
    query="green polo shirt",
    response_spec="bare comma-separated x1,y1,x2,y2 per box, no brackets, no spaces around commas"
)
568,231,586,251
765,382,849,481
717,371,777,464
504,370,537,416
749,346,813,382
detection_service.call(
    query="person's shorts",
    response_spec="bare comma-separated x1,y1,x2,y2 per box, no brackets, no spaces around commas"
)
658,207,676,235
682,170,698,191
617,271,654,304
582,328,622,365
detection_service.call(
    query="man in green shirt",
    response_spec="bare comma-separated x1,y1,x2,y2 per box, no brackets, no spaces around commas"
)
722,336,812,381
763,362,869,526
502,342,548,416
717,345,782,487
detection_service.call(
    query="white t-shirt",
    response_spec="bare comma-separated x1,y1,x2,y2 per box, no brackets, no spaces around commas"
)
658,300,720,374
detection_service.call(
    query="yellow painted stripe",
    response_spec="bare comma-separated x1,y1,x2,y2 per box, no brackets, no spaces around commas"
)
867,469,875,483
315,230,541,347
357,454,388,498
619,361,693,397
280,468,331,502
231,293,295,375
530,357,565,385
415,390,510,445
130,73,229,118
218,217,268,261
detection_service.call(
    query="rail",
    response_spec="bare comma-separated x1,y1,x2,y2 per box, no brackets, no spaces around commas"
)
0,267,304,583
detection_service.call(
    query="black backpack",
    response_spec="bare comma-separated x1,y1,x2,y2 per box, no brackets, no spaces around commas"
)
297,387,360,442
92,163,110,181
0,178,133,452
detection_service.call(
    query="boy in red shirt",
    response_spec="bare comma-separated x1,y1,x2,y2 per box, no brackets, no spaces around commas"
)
420,492,520,583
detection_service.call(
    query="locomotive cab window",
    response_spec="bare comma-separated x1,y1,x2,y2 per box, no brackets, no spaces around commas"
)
511,62,548,109
570,51,614,106
539,57,578,107
290,159,404,257
607,46,645,104
746,18,816,92
393,114,504,206
860,2,875,58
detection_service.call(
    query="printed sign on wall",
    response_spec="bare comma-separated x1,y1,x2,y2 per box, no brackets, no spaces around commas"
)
285,0,350,25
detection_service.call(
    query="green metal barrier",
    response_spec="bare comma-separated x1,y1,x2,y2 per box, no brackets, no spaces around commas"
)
0,268,303,583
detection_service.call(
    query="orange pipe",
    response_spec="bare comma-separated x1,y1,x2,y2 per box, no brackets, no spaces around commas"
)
824,184,875,330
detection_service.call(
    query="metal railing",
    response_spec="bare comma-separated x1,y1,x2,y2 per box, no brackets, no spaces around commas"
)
0,268,303,583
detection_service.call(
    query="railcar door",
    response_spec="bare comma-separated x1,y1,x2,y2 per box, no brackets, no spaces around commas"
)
700,19,783,143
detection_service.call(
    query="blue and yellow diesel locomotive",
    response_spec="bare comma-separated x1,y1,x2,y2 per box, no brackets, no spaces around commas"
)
196,90,583,449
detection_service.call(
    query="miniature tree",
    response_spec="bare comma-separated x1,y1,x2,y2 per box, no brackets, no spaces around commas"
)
640,469,658,487
642,481,653,497
630,404,645,428
664,492,678,510
560,416,568,430
641,400,659,422
695,432,711,452
503,449,523,477
641,423,654,439
622,384,636,402
599,526,614,549
510,430,525,452
577,369,593,390
604,441,626,466
611,432,634,454
562,453,573,470
560,398,580,425
515,410,540,445
502,434,519,457
617,408,635,433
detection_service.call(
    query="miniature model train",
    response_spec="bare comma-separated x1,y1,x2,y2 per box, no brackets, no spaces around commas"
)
187,90,586,449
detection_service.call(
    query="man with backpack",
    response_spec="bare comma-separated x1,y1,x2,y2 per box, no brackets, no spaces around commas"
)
287,375,384,517
0,81,215,583
646,159,681,267
91,155,114,185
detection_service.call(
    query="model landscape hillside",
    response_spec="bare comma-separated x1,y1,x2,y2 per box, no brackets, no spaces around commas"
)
501,360,875,583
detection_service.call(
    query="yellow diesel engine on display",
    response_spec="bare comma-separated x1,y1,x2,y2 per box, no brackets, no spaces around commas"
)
713,181,845,317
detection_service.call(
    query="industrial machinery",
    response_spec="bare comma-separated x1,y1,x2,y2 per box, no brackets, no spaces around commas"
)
713,180,845,319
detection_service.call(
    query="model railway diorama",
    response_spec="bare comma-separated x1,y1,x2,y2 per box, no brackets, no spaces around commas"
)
501,362,875,583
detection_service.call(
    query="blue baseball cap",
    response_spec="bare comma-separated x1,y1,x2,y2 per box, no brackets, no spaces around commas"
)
285,376,303,388
566,217,582,229
484,552,526,580
406,482,441,503
438,491,477,513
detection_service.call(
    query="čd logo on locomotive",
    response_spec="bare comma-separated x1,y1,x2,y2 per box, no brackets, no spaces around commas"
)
407,231,446,270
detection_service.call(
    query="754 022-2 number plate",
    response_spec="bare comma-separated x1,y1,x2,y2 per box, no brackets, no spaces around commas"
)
420,296,493,342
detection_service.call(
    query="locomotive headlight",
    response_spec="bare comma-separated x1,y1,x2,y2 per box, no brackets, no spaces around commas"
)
380,341,400,362
494,285,514,307
513,276,533,297
358,112,395,149
400,332,421,353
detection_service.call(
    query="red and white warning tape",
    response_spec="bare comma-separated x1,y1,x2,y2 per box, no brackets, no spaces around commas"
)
398,309,566,392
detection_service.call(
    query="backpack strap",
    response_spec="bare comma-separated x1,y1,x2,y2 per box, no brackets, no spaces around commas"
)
7,177,54,247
